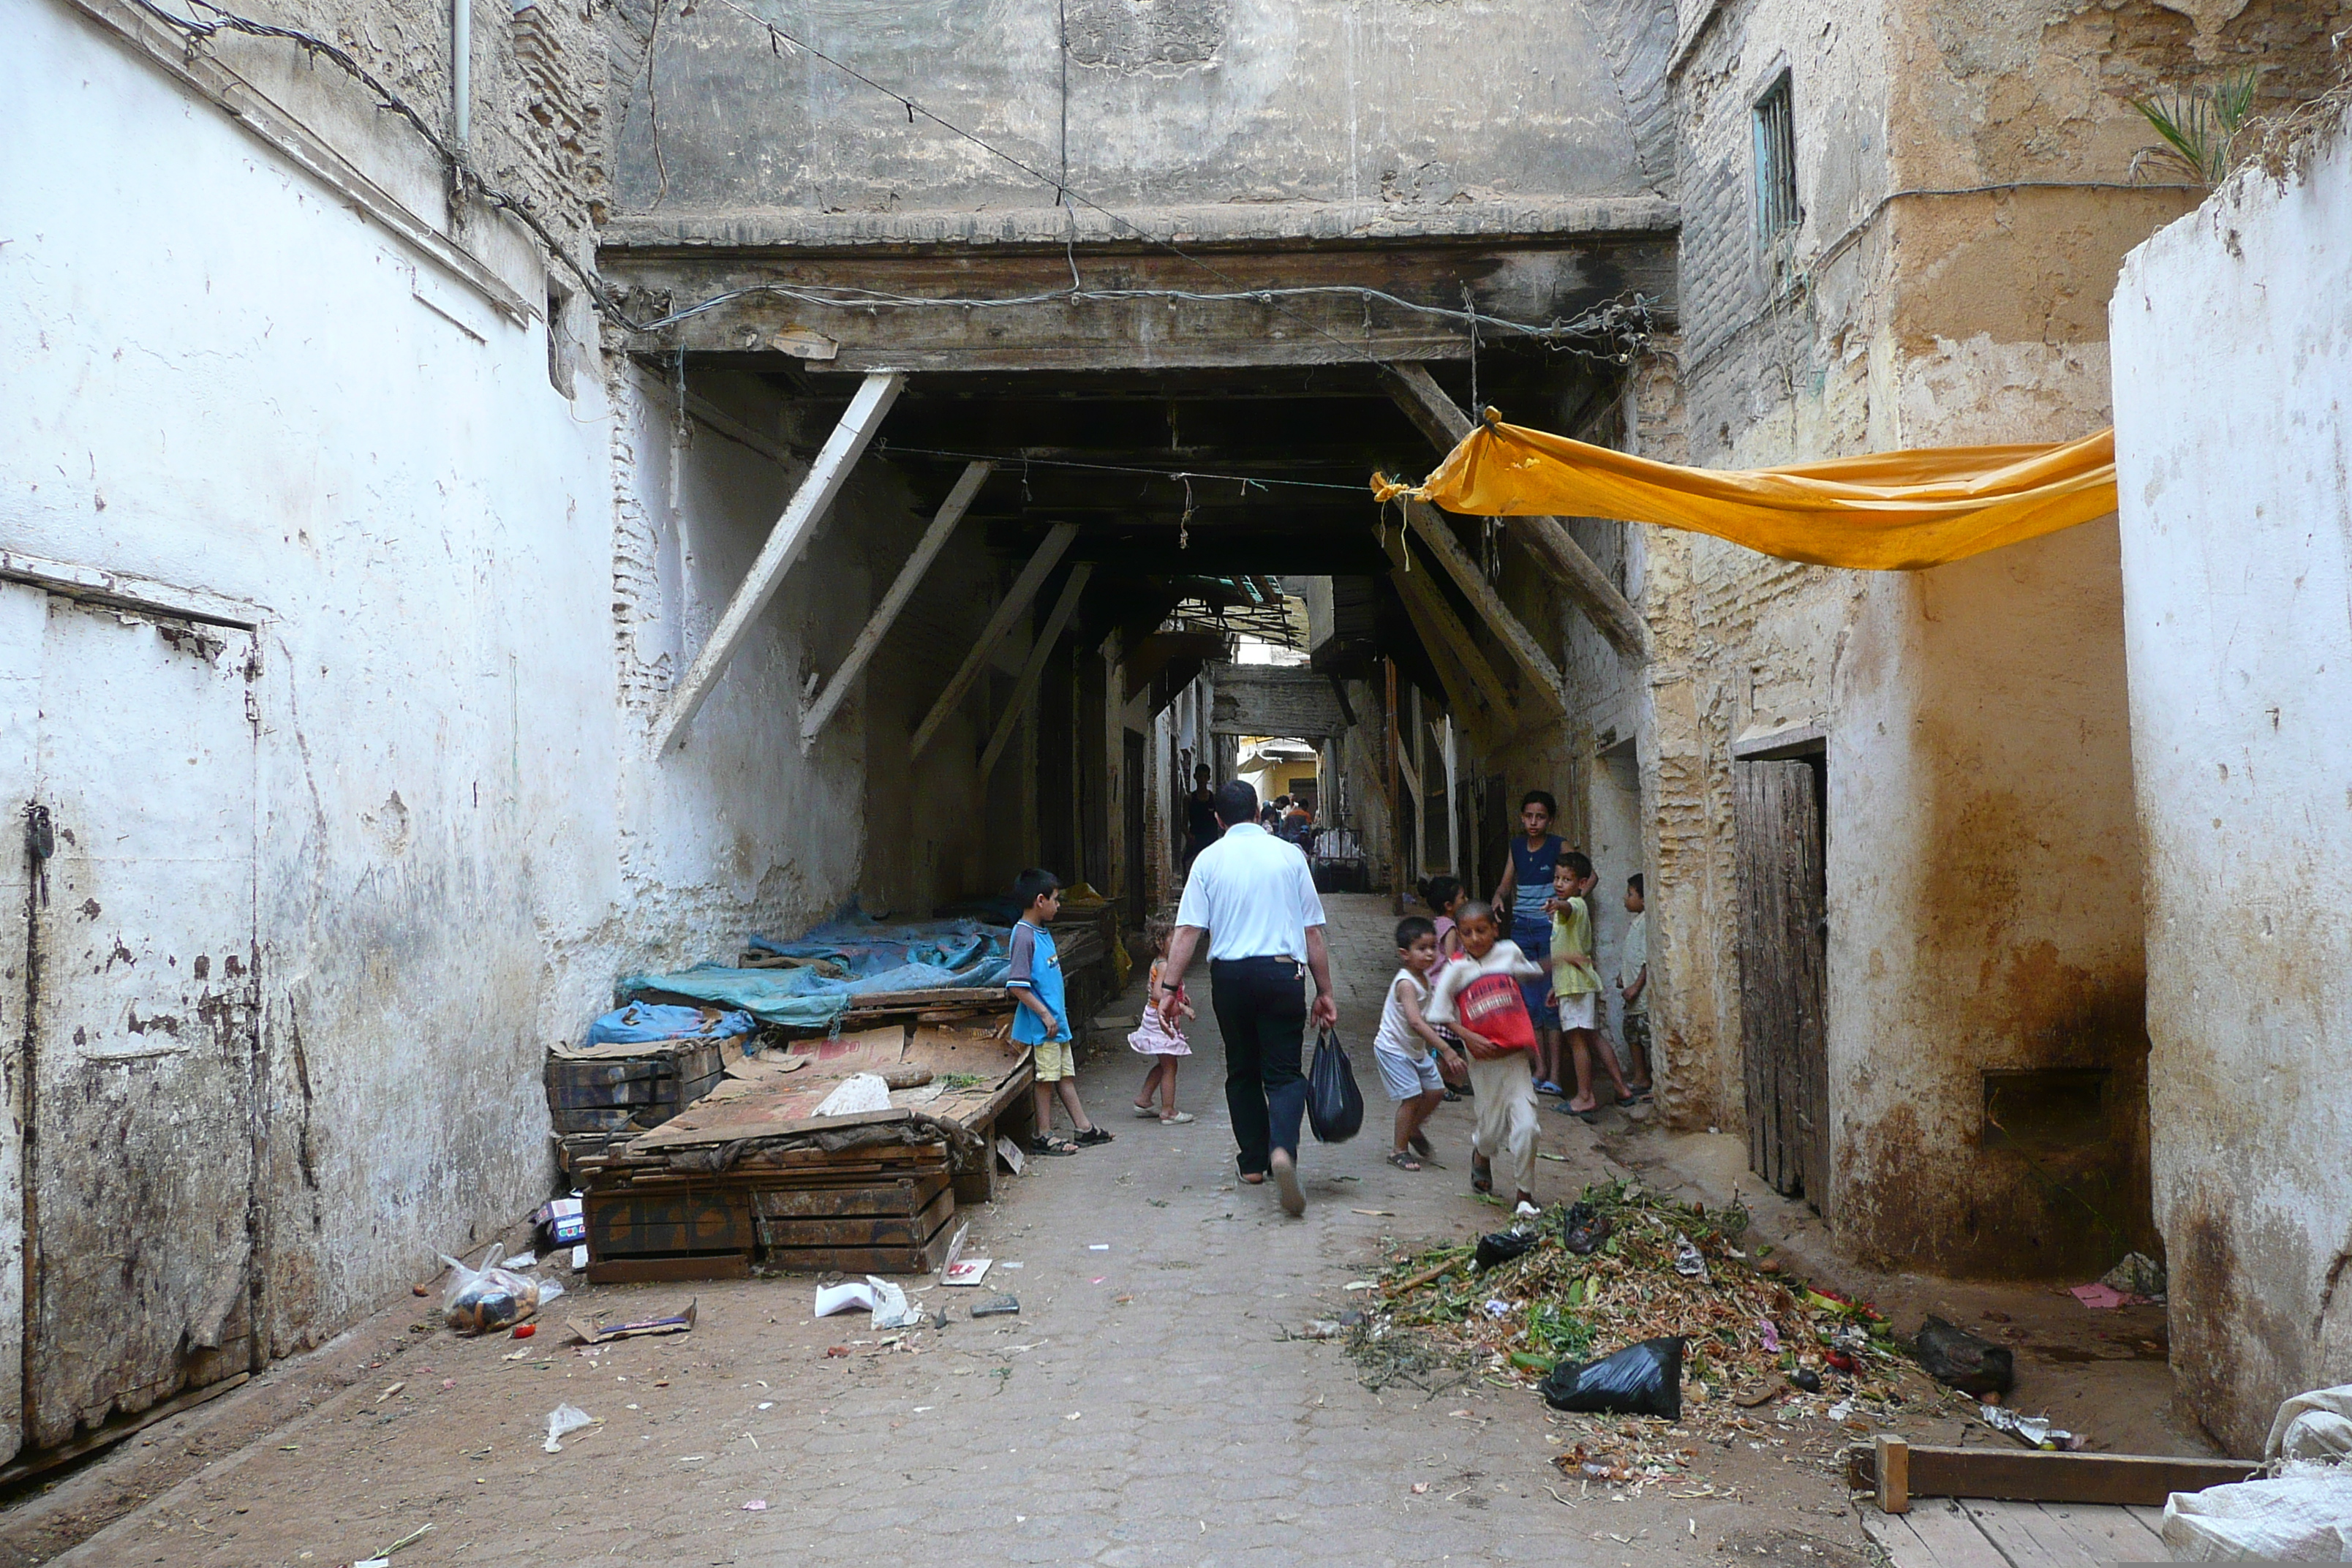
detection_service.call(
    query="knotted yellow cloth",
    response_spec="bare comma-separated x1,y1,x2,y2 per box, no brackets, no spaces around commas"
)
1371,417,2118,570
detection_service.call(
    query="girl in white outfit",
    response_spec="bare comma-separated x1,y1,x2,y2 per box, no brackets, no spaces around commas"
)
1424,900,1546,1206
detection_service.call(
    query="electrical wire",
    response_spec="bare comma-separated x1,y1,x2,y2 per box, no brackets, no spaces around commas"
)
873,443,1375,492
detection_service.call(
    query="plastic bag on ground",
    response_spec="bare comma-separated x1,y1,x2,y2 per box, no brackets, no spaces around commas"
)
1305,1028,1365,1144
1474,1230,1536,1271
542,1403,597,1452
1542,1335,1686,1419
1914,1313,2016,1398
2162,1474,2352,1560
438,1244,546,1335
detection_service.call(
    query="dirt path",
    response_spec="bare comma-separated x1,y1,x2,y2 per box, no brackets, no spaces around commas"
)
5,892,2180,1567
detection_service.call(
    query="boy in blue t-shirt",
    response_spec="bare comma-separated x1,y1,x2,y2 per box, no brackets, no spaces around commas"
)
1007,867,1113,1156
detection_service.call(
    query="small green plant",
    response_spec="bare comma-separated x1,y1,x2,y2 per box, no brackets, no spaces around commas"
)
2131,69,2260,186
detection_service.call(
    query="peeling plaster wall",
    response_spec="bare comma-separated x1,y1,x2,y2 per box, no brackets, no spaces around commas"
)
0,0,908,1414
1655,0,2218,1270
2113,126,2352,1455
608,0,1668,219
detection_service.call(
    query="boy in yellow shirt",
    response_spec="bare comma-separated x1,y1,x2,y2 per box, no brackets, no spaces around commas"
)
1547,851,1635,1117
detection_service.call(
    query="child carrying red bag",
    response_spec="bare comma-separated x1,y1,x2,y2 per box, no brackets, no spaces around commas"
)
1425,900,1546,1207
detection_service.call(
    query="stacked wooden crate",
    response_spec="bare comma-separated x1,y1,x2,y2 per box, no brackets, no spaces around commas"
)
545,1031,748,1176
575,1019,1033,1282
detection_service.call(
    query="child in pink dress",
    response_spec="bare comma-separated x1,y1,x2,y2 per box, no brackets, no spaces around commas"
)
1129,915,1196,1123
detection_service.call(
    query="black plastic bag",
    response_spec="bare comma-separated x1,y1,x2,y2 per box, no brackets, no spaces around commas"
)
1305,1028,1365,1144
1474,1230,1536,1270
1914,1314,2015,1397
1561,1201,1614,1255
1541,1335,1686,1418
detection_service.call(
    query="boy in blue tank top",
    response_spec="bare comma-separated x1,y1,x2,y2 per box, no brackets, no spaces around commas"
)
1489,790,1567,1095
1007,867,1112,1156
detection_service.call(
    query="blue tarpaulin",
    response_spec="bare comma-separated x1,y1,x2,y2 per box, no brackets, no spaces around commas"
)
584,1001,756,1047
619,912,1013,1033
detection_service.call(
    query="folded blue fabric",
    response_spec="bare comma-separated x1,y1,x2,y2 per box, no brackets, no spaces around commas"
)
584,1000,757,1046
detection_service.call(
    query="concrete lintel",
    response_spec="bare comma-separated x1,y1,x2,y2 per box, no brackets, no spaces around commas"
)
600,197,1681,254
1730,721,1826,761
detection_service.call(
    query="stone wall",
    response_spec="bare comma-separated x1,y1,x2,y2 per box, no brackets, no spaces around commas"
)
2113,116,2352,1455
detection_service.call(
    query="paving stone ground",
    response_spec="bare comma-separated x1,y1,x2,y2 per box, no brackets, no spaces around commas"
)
26,894,1879,1567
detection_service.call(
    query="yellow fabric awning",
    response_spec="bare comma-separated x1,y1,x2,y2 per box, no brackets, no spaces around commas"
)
1372,418,2119,571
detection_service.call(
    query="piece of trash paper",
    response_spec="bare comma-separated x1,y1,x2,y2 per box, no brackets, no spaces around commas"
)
938,1221,992,1286
570,1300,698,1345
815,1281,876,1318
543,1403,598,1453
865,1275,927,1331
813,1072,892,1118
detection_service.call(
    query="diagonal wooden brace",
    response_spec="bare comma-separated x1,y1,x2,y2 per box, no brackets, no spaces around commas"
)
979,563,1095,779
1381,361,1648,657
653,370,906,753
801,459,991,743
1396,494,1569,713
909,522,1079,759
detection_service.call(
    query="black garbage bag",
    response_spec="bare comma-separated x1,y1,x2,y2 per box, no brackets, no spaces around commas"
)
1914,1314,2016,1398
1305,1028,1365,1144
1474,1230,1537,1270
1542,1335,1686,1418
1561,1201,1614,1255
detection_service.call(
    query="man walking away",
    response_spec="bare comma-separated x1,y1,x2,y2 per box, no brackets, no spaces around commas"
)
1157,780,1339,1216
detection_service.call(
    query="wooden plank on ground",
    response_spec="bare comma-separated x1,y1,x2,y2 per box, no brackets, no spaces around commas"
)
1963,1499,2090,1568
1891,1443,2257,1507
2032,1500,2170,1564
1891,1499,2015,1568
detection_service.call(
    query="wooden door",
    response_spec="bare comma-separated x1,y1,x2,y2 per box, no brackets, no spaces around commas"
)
1122,730,1146,924
22,595,260,1452
1734,759,1828,1202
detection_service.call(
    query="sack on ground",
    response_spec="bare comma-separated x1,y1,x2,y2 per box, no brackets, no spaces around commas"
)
1542,1335,1685,1419
1305,1028,1365,1144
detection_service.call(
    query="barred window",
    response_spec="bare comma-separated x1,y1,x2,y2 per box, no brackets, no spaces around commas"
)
1752,72,1798,241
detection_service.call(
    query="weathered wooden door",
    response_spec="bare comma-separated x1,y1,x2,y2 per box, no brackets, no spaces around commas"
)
15,592,260,1455
1734,759,1828,1203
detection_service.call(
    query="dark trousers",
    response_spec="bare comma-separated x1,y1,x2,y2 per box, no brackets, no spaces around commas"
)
1210,956,1308,1176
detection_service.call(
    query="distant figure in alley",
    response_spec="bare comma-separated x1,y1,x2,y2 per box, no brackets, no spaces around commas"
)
1158,780,1338,1215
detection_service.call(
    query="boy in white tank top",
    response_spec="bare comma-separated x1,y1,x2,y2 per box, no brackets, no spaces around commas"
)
1373,916,1466,1171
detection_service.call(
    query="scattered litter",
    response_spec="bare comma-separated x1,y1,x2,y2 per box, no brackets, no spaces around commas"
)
813,1072,893,1117
864,1275,928,1331
570,1244,588,1270
943,1258,993,1286
1343,1280,1375,1291
1915,1314,2016,1398
742,1500,769,1512
1088,1243,1111,1251
1672,1233,1708,1281
570,1301,697,1345
815,1281,876,1318
1561,1202,1613,1256
505,1252,536,1270
440,1245,562,1336
999,1262,1024,1270
2101,1251,2168,1302
1300,1319,1343,1340
1517,1200,1542,1220
1788,1367,1823,1393
542,1403,598,1453
1352,1209,1395,1218
1760,1319,1780,1352
1828,1396,1857,1423
376,1382,406,1403
537,1196,587,1248
1485,1299,1513,1319
2068,1283,2133,1310
512,1324,535,1339
2163,1382,2352,1558
1978,1402,2084,1450
996,1136,1027,1175
971,1294,1020,1317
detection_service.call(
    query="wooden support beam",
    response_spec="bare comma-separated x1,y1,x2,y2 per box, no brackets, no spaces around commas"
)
1381,361,1648,658
1386,572,1499,758
654,370,905,753
979,565,1095,779
1849,1436,2258,1511
909,522,1079,758
1378,527,1518,723
802,460,991,743
1397,495,1569,712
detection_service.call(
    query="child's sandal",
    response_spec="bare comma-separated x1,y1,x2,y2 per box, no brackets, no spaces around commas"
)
1030,1135,1079,1157
1385,1150,1423,1172
1159,1111,1195,1125
1073,1126,1115,1147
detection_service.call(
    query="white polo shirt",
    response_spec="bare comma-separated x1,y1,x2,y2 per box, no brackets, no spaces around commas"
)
1174,822,1328,962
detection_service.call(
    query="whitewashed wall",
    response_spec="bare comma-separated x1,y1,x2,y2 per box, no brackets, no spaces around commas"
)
2113,124,2352,1457
0,0,879,1419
